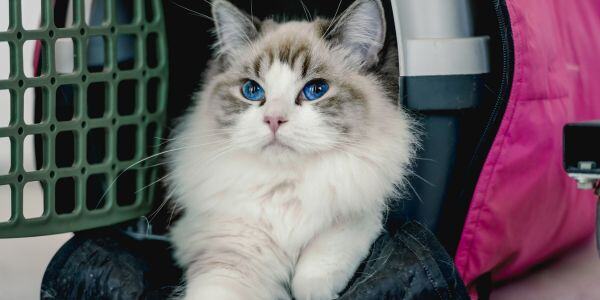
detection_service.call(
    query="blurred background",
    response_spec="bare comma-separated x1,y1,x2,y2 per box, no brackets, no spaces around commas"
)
0,1,72,299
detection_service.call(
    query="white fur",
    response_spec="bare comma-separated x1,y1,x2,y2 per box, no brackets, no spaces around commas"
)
168,68,413,299
167,2,415,299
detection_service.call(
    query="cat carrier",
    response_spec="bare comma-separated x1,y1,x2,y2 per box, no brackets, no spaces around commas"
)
0,0,168,237
2,0,600,299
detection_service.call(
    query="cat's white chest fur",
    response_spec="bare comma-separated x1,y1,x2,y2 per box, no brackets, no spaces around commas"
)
170,143,403,300
171,149,389,263
168,99,413,300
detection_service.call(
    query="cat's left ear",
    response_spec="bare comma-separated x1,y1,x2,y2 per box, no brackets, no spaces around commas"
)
326,0,386,68
212,0,259,55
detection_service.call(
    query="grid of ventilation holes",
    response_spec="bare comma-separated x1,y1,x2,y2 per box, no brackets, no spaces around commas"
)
0,0,168,238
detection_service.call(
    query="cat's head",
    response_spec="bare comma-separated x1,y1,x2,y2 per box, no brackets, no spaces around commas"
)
195,0,400,162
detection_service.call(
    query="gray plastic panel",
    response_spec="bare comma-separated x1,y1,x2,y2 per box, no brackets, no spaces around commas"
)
390,0,490,76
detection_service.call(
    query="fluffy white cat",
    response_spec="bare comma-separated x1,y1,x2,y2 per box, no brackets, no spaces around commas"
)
166,0,416,299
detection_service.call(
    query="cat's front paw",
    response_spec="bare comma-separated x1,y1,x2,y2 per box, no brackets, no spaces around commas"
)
291,269,346,300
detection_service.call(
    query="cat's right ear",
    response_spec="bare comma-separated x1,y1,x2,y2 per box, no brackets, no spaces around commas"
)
325,0,386,68
212,0,258,55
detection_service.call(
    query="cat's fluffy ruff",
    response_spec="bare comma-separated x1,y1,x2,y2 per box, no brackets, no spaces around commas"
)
167,0,416,299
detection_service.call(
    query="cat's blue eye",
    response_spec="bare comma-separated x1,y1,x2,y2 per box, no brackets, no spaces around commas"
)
241,80,265,101
302,79,329,101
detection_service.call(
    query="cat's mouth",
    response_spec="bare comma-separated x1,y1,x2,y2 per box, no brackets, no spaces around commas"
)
262,138,295,152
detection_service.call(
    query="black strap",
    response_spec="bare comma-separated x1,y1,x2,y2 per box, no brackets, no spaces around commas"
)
475,272,492,300
53,0,69,28
595,182,600,256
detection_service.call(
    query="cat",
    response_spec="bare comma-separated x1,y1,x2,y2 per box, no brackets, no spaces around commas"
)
166,0,417,299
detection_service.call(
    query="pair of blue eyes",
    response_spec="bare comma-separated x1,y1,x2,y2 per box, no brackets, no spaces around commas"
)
241,79,329,102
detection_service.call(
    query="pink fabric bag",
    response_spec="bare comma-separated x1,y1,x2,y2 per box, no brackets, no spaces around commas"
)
455,0,600,297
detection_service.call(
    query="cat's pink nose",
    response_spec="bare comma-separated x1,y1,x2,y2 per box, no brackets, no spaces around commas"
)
264,116,288,133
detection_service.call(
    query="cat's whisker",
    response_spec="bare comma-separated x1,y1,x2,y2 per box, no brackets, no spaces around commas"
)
483,83,500,98
153,137,177,148
168,138,233,150
145,144,241,223
193,144,238,167
335,146,373,161
331,140,366,151
148,199,172,224
330,142,396,166
414,157,437,163
170,138,234,150
330,143,368,158
170,1,214,21
334,144,370,154
199,128,241,133
322,0,345,39
139,161,170,169
332,136,361,143
154,137,175,142
408,170,435,187
406,181,424,203
166,132,235,145
156,132,235,144
96,140,234,208
95,149,181,208
329,145,355,157
197,0,213,8
167,128,239,139
136,173,172,196
332,146,371,158
175,146,239,200
160,202,182,229
298,0,313,21
189,130,239,137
